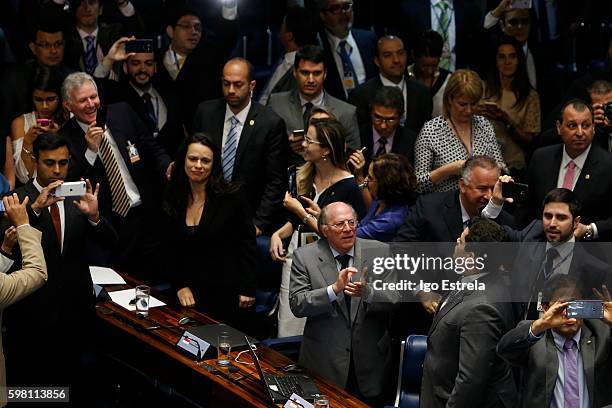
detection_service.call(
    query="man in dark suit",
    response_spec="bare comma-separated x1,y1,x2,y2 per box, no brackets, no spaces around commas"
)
258,6,317,105
421,217,518,408
316,0,378,100
59,72,172,279
516,99,612,241
2,133,116,395
158,5,238,126
290,201,398,406
397,0,482,71
360,86,417,165
497,274,612,408
348,35,432,134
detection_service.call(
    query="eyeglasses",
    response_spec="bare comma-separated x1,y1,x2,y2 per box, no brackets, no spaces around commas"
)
303,136,322,145
325,2,353,15
505,17,530,28
371,114,400,125
176,22,202,33
327,219,357,230
35,40,65,50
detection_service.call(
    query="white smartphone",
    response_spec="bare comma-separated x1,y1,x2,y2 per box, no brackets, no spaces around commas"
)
54,181,87,197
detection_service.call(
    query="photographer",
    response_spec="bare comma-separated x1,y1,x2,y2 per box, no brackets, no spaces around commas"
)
587,80,612,152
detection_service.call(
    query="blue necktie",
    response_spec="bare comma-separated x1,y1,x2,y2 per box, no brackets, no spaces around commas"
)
84,35,97,73
337,40,358,88
222,116,239,181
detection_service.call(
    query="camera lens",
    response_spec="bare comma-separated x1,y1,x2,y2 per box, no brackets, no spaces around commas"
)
604,102,612,122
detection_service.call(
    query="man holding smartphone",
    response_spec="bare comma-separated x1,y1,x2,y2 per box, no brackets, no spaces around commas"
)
498,274,612,407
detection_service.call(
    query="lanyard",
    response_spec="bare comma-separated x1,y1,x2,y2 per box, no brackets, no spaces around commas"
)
449,117,473,158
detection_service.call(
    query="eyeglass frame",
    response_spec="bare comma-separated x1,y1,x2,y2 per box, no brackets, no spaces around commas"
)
303,135,323,145
324,1,353,15
175,22,203,33
371,113,400,126
326,219,357,230
35,40,66,50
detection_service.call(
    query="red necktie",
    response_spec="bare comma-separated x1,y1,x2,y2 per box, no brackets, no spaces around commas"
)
50,202,62,249
562,160,576,190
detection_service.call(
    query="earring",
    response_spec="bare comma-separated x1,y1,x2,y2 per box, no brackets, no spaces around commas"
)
322,154,328,161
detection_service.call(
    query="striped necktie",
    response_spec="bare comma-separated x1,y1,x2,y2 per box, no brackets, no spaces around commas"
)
436,1,451,70
98,133,131,217
84,35,97,74
337,40,359,89
222,116,239,181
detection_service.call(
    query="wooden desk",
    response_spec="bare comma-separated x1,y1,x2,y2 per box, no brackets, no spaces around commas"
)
96,278,369,408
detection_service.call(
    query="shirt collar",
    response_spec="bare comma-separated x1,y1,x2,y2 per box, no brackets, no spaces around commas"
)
379,73,405,88
77,26,99,41
330,244,355,260
224,100,252,125
431,0,453,9
552,327,582,352
326,29,356,51
561,143,591,171
299,91,325,107
372,126,395,150
284,50,297,67
129,81,153,97
458,194,471,224
545,235,575,257
33,177,44,193
77,120,90,133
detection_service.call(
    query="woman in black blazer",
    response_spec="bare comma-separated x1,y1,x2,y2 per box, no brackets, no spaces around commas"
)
162,133,257,327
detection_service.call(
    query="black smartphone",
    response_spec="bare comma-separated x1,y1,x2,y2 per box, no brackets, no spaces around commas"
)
501,182,528,203
566,300,604,319
287,165,297,197
96,105,107,129
125,39,154,54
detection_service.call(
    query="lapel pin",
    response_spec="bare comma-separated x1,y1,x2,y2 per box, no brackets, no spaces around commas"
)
587,339,592,345
249,119,255,126
585,174,590,180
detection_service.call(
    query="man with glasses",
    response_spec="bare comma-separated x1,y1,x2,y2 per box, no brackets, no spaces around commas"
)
269,45,360,165
359,86,417,165
290,201,397,405
348,35,432,135
159,5,238,126
316,0,378,101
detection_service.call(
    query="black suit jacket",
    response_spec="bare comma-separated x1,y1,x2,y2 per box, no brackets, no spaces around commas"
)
397,0,482,70
360,123,417,165
394,190,514,242
319,28,378,101
60,103,171,216
192,98,288,234
348,75,432,134
421,274,518,408
516,144,612,239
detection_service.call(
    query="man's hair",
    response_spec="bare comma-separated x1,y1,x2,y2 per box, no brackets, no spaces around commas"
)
29,17,65,43
225,57,255,82
370,86,404,115
413,30,444,58
33,133,69,160
542,188,582,219
442,69,484,117
587,80,612,96
317,202,358,232
294,45,326,71
465,217,509,244
166,6,200,28
315,0,330,11
542,274,583,303
461,155,499,185
376,35,404,57
285,7,318,47
557,98,594,123
61,72,97,102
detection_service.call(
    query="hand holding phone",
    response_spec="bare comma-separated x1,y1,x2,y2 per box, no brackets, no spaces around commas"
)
36,118,52,127
566,300,604,319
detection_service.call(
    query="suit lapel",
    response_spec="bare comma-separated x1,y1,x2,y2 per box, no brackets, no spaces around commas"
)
289,90,304,127
573,146,597,198
580,324,595,407
443,191,463,241
428,290,465,336
545,331,559,407
544,146,563,195
316,240,350,322
234,103,259,173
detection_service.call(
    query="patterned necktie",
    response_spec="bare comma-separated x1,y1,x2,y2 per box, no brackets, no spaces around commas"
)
563,338,580,408
436,1,451,70
141,92,157,132
222,116,239,181
84,35,97,74
337,40,359,89
335,254,352,316
303,102,314,129
375,137,387,157
543,247,559,280
50,202,62,250
562,160,576,190
98,133,131,217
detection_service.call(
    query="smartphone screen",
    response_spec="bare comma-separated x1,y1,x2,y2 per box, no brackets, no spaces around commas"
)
566,300,604,319
287,165,297,197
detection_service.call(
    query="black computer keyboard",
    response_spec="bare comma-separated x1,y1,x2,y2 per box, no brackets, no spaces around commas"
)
274,375,305,397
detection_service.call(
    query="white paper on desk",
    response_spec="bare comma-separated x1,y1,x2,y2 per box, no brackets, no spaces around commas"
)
108,288,166,311
89,266,126,285
284,394,314,408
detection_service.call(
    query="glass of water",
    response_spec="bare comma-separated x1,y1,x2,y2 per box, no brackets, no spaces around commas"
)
314,394,329,408
135,285,150,317
217,332,232,367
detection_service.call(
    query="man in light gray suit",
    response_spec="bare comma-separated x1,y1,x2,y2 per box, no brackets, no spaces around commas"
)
289,202,397,406
269,45,360,166
497,274,612,408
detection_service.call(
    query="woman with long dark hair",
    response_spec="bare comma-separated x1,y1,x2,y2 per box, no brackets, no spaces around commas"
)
162,133,257,327
479,36,540,180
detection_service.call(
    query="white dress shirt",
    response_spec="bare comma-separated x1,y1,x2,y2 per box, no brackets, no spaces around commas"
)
129,83,168,133
325,30,366,96
556,145,591,191
33,177,65,251
222,100,251,152
430,0,456,71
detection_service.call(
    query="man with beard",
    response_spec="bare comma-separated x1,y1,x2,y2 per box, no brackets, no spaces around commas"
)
315,0,377,100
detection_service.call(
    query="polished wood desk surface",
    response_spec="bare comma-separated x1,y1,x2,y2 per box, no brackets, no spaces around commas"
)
96,275,369,408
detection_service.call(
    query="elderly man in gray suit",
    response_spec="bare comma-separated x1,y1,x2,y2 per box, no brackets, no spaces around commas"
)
497,274,612,408
289,201,397,406
269,45,360,166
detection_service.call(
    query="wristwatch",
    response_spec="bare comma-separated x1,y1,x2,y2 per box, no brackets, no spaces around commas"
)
302,214,315,224
584,224,594,241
